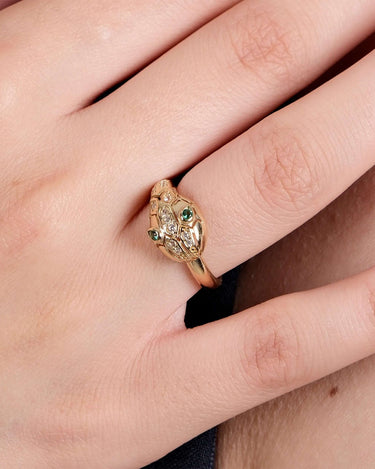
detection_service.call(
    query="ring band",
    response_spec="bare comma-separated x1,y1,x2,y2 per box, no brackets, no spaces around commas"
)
147,179,222,288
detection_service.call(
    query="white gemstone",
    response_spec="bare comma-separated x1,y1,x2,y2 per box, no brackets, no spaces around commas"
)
181,229,194,248
151,200,158,211
162,191,173,203
159,206,172,223
165,239,182,255
161,215,172,223
167,222,178,234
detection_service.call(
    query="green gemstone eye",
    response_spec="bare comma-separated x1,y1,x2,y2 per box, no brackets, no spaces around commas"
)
148,229,160,241
181,207,194,222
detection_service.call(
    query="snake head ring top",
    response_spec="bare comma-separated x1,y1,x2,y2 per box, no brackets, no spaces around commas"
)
147,179,221,288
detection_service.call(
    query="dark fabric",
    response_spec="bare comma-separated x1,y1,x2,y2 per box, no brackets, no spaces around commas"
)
143,427,218,469
184,266,241,328
142,267,241,469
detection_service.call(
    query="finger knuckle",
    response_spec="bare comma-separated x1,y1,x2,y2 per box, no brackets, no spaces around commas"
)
226,3,306,85
240,307,301,391
247,120,322,212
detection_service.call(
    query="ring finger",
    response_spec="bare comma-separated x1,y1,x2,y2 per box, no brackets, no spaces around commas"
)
175,50,375,278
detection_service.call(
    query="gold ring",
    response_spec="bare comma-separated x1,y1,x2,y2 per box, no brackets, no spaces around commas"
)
147,179,222,288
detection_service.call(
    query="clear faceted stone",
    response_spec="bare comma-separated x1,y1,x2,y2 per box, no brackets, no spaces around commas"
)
159,206,172,223
161,214,172,223
181,229,194,248
162,191,173,203
167,221,178,234
165,238,182,255
150,200,158,212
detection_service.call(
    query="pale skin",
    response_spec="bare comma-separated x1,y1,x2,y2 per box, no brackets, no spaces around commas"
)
217,167,375,469
217,34,375,469
0,1,374,469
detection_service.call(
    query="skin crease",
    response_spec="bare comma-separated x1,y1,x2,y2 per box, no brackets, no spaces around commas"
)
216,35,375,466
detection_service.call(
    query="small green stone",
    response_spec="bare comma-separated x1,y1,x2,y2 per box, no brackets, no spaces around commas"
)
148,229,160,241
181,207,193,222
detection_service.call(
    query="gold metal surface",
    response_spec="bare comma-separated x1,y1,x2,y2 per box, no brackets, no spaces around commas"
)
147,179,222,288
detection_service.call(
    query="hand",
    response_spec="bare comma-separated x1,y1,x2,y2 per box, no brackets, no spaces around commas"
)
0,1,374,468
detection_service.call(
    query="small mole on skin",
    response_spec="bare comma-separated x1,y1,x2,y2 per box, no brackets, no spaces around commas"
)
329,385,339,397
